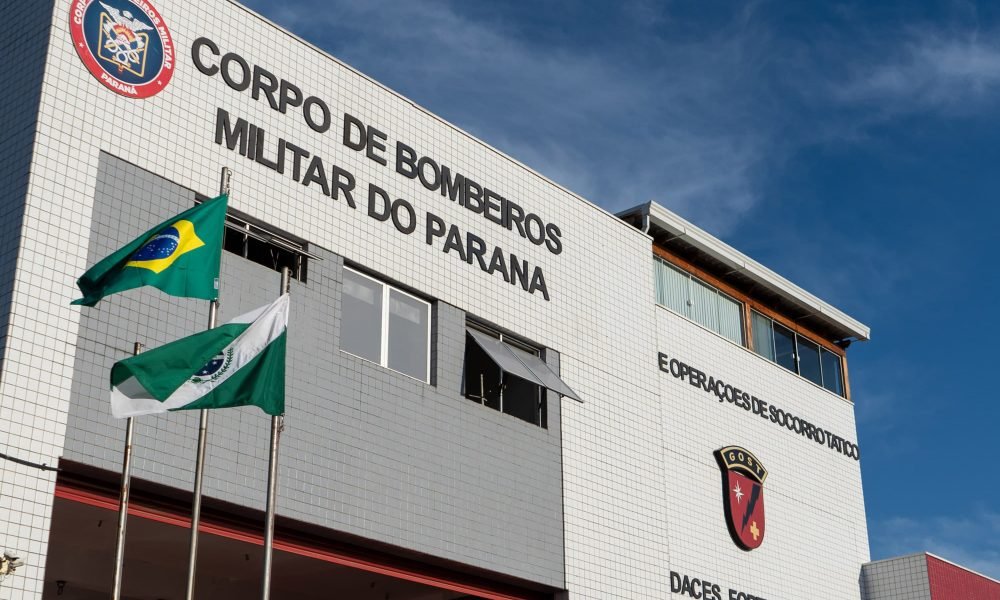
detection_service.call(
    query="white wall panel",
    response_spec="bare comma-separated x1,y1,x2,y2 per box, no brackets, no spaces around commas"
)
0,0,870,597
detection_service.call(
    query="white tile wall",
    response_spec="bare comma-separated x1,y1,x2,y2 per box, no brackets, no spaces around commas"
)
656,307,869,599
0,0,870,597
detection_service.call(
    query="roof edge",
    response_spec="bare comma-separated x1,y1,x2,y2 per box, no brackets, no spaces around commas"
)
926,552,1000,586
618,202,871,342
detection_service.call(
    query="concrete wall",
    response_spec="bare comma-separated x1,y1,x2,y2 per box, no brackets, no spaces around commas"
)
60,153,566,586
17,0,655,594
861,554,931,600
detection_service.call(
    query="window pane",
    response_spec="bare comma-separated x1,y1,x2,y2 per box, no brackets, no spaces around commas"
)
655,259,690,317
341,270,383,363
773,322,797,373
717,293,743,344
821,349,844,396
503,374,541,425
502,342,543,426
751,311,775,361
689,278,719,332
387,289,429,381
464,333,502,411
797,336,822,386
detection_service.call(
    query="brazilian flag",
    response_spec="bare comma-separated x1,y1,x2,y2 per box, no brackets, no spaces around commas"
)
72,195,228,307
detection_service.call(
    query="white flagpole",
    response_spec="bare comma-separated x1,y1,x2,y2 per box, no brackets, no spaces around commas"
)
260,267,289,600
185,167,230,600
111,341,142,600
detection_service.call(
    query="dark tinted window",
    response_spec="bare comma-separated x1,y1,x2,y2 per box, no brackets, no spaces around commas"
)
222,212,308,281
821,349,844,396
773,323,797,373
797,337,823,386
464,335,502,411
463,327,547,428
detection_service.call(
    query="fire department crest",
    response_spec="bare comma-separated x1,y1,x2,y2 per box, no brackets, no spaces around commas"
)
69,0,175,98
716,446,767,551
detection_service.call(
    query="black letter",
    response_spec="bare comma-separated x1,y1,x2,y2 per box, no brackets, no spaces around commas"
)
524,213,545,245
396,141,418,178
192,37,220,76
483,190,504,224
545,223,563,255
367,126,388,166
220,53,250,91
440,166,464,202
443,226,467,261
529,267,549,301
278,80,303,114
285,142,309,182
391,198,417,234
304,97,332,133
368,185,391,222
251,65,279,110
425,213,445,245
214,108,248,156
417,157,441,191
343,113,366,151
463,179,484,213
302,156,330,196
671,572,682,593
466,233,488,270
331,167,356,208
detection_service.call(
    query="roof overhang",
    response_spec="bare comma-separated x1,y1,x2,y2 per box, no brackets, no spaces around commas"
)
618,202,871,343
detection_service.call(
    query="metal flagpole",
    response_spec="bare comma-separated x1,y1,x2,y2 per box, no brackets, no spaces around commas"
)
260,267,289,600
185,167,230,600
111,341,142,600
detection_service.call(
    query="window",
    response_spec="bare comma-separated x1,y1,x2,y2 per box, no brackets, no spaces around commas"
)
653,256,743,344
223,210,309,281
463,324,582,427
340,267,431,382
751,310,845,397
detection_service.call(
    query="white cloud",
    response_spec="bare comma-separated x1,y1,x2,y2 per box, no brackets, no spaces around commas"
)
244,0,777,234
873,511,1000,580
244,1,1000,238
837,30,1000,114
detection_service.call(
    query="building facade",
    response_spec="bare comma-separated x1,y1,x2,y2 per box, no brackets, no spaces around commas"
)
0,0,872,598
862,554,1000,600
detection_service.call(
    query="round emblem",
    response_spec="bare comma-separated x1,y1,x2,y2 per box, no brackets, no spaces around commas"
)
69,0,175,98
194,354,226,378
131,227,181,261
191,349,233,383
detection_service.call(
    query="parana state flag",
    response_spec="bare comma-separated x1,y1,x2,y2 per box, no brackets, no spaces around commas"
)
72,195,228,307
110,294,289,418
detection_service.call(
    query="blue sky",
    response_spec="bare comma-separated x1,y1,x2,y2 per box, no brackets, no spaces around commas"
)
243,0,1000,577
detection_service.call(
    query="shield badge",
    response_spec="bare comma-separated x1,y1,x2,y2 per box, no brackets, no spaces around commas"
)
716,446,767,550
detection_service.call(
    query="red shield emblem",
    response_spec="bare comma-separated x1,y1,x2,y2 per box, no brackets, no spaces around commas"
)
716,446,767,550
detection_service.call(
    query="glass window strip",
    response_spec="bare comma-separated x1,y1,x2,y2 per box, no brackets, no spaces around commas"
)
717,290,743,345
750,309,846,398
655,255,745,344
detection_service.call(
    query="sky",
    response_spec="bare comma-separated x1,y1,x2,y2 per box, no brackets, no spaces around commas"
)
242,0,1000,578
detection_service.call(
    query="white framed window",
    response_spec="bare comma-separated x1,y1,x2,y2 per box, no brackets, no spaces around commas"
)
340,267,431,382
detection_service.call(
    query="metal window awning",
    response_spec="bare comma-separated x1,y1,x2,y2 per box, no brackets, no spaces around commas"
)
468,330,583,403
